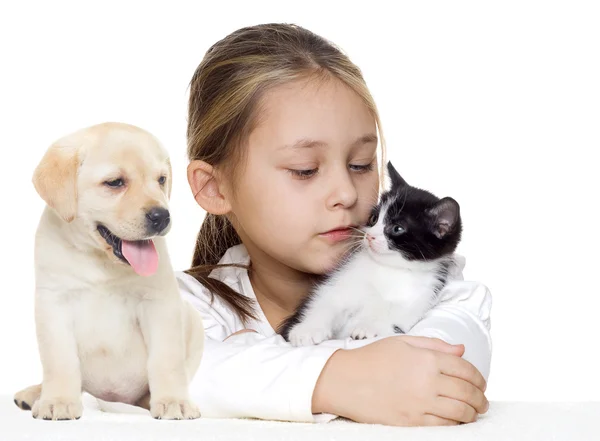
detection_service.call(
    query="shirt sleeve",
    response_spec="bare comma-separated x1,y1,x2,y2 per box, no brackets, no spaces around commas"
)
180,280,340,423
406,254,493,380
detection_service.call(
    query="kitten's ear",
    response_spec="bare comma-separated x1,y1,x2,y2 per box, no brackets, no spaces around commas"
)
426,197,460,239
387,161,408,188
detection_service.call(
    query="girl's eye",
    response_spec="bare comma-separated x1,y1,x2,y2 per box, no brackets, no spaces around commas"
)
391,225,405,235
288,168,318,180
104,178,125,188
349,161,375,173
158,176,167,185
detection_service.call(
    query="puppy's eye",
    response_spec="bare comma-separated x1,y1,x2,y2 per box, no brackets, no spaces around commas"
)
104,178,125,188
158,176,167,185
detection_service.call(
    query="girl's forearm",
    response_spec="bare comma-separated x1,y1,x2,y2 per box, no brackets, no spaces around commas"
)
311,349,350,416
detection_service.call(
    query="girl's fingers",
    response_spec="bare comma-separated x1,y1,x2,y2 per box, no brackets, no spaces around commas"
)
420,413,460,426
431,396,478,424
438,351,487,392
437,374,488,414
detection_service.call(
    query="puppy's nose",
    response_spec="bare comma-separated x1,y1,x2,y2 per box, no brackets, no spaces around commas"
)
146,207,170,233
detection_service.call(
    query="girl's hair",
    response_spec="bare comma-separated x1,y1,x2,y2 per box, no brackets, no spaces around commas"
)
184,23,386,324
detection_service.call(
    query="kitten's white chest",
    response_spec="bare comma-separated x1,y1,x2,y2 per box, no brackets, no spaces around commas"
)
336,252,445,335
285,250,451,345
372,262,440,307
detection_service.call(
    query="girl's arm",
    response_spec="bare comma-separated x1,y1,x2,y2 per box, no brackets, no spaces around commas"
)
407,254,492,379
190,331,339,422
190,323,487,425
180,278,339,422
408,278,492,380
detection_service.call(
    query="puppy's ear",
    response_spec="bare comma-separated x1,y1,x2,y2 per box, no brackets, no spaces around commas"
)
32,142,80,223
166,158,173,199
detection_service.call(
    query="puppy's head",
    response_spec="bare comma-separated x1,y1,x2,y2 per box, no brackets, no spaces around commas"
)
33,122,173,276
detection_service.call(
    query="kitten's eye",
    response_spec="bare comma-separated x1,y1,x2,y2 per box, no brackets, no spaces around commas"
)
368,213,379,226
158,175,167,185
391,225,405,235
104,178,125,188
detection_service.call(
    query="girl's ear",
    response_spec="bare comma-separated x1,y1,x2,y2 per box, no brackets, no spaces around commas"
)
187,160,232,215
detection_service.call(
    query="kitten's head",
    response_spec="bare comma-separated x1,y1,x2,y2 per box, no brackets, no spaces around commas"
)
362,162,462,264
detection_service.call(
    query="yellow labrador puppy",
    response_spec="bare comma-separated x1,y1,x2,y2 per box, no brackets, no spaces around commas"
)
13,122,204,420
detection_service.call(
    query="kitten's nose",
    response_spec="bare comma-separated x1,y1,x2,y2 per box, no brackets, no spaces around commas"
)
146,207,170,233
366,234,375,242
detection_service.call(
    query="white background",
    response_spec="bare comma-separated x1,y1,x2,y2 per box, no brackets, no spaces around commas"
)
0,0,598,402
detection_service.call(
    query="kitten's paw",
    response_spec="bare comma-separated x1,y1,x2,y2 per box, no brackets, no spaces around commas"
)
32,396,82,420
288,325,332,346
150,397,201,420
393,325,405,334
350,326,379,340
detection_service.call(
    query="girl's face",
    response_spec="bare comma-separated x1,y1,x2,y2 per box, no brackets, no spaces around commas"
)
226,77,380,274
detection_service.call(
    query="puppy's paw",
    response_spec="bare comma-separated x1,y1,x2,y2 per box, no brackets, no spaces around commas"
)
150,398,201,420
288,324,332,347
32,396,82,420
14,384,42,411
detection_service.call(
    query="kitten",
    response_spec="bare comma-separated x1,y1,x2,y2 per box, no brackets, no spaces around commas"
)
278,161,463,346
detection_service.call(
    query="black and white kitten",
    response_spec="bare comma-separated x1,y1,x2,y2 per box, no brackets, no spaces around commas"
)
278,161,463,346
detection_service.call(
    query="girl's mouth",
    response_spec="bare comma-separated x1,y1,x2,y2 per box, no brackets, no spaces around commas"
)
319,226,358,243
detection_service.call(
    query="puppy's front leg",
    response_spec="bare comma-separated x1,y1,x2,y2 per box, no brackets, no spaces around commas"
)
138,299,200,420
33,293,83,420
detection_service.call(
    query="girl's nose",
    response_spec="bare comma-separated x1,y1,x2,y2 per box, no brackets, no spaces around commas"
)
326,170,358,210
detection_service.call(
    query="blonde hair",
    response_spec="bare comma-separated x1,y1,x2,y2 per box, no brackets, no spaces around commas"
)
185,23,386,323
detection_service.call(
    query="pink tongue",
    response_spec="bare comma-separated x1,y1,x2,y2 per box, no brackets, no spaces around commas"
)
121,239,159,277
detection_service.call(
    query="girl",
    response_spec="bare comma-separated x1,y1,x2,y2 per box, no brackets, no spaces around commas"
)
179,23,491,426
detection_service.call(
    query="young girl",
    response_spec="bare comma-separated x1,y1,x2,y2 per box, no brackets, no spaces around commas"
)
179,23,491,426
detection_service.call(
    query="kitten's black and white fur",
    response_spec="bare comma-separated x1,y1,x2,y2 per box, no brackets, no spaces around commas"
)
278,161,463,346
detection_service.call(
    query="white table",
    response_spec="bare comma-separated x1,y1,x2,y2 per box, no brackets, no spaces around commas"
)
1,394,598,441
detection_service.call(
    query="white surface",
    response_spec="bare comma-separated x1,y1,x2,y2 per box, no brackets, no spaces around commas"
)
1,0,600,404
1,394,599,441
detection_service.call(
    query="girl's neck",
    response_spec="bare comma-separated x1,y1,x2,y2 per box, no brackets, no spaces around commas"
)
245,244,318,331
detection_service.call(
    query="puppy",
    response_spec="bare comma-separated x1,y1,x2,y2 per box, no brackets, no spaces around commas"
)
13,122,204,420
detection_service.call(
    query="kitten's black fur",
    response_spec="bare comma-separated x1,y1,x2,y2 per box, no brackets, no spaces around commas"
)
372,162,462,261
278,162,463,341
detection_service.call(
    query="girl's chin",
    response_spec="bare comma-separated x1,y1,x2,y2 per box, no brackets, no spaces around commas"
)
312,248,353,274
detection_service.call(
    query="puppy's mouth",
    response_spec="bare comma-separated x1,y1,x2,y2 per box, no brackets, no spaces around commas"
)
97,224,159,277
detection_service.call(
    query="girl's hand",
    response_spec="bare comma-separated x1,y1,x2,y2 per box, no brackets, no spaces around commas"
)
313,336,488,426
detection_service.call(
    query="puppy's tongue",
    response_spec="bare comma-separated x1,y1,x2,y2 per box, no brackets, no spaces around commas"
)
121,239,158,276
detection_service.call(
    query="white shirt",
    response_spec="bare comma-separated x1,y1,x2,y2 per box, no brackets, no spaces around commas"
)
180,244,492,423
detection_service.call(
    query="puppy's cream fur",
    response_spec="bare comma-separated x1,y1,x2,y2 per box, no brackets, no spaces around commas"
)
14,122,204,420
